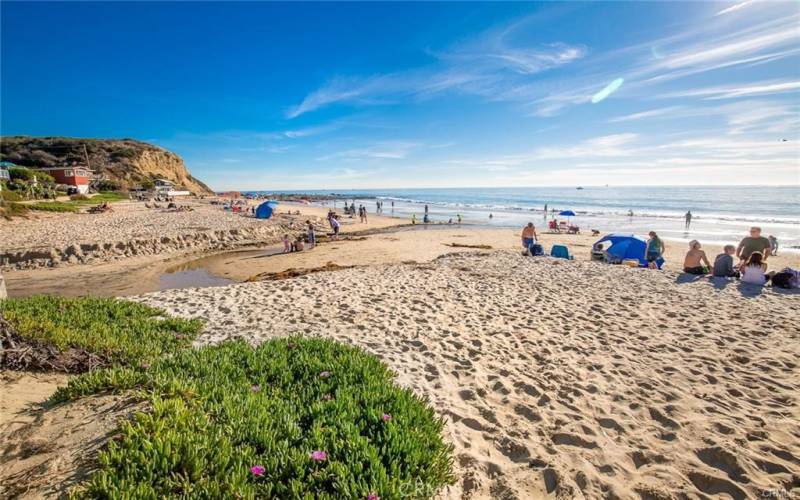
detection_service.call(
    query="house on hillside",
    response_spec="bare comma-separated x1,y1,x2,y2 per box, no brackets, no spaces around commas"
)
0,161,15,181
36,166,93,194
154,178,191,197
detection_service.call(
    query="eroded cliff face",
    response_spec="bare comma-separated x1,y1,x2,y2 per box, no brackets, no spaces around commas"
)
0,136,213,194
131,149,212,194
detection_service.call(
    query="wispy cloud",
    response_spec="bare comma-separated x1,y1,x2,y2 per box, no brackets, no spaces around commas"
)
287,13,587,118
316,141,422,161
607,106,684,123
716,0,759,16
661,79,800,100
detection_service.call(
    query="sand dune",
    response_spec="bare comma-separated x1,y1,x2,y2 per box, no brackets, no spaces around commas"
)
137,251,800,499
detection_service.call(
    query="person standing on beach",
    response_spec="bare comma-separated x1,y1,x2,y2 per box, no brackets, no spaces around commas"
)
411,214,416,225
329,215,340,240
736,227,771,264
685,211,692,229
424,204,429,215
521,223,537,255
457,214,462,225
768,235,779,256
306,220,316,248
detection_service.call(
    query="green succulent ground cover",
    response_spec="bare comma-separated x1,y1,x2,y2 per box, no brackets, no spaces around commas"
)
2,296,455,499
1,296,202,366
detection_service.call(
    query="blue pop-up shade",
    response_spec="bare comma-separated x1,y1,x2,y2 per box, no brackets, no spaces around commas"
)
594,233,664,268
255,200,279,219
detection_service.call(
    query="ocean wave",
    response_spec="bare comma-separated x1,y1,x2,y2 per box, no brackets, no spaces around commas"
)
373,197,800,225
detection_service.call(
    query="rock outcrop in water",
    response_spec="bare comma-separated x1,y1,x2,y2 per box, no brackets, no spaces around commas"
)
0,136,213,194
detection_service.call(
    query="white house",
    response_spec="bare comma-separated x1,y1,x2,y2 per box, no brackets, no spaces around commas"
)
154,178,190,197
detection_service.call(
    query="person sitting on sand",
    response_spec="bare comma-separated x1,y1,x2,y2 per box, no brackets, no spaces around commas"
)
283,234,290,253
521,223,537,255
644,231,665,269
736,227,771,265
293,236,305,252
683,240,711,275
712,245,739,278
591,243,607,262
741,252,772,286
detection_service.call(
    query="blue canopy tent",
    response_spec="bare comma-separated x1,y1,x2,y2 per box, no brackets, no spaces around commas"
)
255,200,279,219
558,209,576,224
594,233,664,268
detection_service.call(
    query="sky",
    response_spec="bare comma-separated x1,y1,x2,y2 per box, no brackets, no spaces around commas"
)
1,1,799,191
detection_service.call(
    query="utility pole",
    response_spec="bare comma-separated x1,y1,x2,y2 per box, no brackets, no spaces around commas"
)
83,143,91,170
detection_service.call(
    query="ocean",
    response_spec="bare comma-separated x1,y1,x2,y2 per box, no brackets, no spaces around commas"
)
260,186,800,250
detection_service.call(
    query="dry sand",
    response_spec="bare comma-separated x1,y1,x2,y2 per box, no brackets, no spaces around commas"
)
133,251,800,499
0,371,143,499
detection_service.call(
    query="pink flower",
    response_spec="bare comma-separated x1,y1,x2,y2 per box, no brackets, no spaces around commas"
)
322,394,333,401
319,371,332,378
251,384,261,392
382,413,392,422
311,450,327,461
367,493,380,500
250,465,265,476
139,363,150,370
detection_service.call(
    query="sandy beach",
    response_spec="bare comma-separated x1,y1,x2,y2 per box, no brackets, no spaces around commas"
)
2,200,799,499
128,250,800,499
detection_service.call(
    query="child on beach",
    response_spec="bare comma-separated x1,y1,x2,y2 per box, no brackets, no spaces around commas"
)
741,252,771,285
306,221,316,248
283,234,290,253
712,245,739,278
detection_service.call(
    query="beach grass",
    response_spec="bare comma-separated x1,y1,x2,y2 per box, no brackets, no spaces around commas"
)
58,337,455,498
1,296,202,367
3,296,454,498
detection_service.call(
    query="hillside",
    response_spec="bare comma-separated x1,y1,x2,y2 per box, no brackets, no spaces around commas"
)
0,137,213,194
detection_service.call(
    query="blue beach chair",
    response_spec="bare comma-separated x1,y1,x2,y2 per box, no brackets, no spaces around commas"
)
550,244,573,260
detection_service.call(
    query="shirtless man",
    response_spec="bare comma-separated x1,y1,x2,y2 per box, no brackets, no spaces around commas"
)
683,240,711,274
521,223,537,255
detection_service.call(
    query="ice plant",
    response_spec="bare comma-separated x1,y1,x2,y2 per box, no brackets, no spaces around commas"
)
250,465,265,476
319,371,332,378
367,493,380,500
311,450,327,461
382,413,392,422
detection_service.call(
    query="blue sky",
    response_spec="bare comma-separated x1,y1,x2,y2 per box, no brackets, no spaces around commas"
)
2,1,798,190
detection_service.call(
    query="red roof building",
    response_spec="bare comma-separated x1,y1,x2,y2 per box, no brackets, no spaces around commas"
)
37,166,93,193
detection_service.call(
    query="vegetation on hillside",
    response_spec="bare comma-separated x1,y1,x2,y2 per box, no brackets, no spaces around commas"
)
0,136,213,194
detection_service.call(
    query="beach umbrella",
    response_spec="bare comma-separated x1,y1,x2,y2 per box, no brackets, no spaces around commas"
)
558,210,576,224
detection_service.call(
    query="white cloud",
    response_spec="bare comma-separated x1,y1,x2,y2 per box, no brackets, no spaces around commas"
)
662,80,800,100
607,106,684,123
716,0,759,16
316,141,422,161
287,13,588,118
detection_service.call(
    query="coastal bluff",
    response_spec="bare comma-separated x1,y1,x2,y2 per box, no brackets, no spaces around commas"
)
0,136,212,194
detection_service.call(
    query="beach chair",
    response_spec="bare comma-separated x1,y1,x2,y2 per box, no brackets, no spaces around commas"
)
559,221,568,232
550,245,573,260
